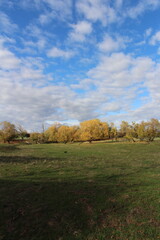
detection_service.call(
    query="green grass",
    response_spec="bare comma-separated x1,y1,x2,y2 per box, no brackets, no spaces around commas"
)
0,142,160,240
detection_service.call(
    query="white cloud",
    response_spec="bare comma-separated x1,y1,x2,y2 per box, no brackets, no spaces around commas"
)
47,119,80,126
75,52,158,121
0,81,76,130
115,0,123,9
42,0,72,18
150,31,160,45
0,41,75,129
88,53,132,77
1,0,160,129
98,34,126,53
34,0,72,23
136,40,146,46
23,24,52,53
39,13,52,25
145,28,152,38
0,11,18,33
88,53,154,92
126,0,160,19
0,39,20,70
25,24,44,38
0,35,15,45
77,0,117,26
146,0,160,8
69,21,92,42
37,39,47,49
0,40,160,129
47,47,74,58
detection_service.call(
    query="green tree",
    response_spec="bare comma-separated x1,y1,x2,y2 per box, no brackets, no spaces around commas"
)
109,122,118,141
119,121,130,137
136,121,146,141
125,122,138,142
136,119,160,142
144,119,160,142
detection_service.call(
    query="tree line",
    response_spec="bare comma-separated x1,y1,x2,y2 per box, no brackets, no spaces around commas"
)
0,118,160,144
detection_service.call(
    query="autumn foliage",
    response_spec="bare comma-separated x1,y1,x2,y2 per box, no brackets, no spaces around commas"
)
0,119,160,144
42,118,160,143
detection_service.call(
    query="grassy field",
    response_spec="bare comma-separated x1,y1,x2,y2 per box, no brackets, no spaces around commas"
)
0,142,160,240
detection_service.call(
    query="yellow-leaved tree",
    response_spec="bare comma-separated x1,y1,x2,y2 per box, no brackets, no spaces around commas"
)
57,125,72,143
69,126,80,142
45,123,61,142
0,121,17,143
80,119,109,142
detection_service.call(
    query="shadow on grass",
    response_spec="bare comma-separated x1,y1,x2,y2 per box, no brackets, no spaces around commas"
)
0,177,159,240
0,145,21,153
0,152,159,240
0,177,127,240
0,156,66,163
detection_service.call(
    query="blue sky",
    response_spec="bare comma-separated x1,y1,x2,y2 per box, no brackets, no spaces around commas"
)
0,0,160,130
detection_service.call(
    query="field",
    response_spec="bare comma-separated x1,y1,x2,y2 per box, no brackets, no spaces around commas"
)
0,142,160,240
